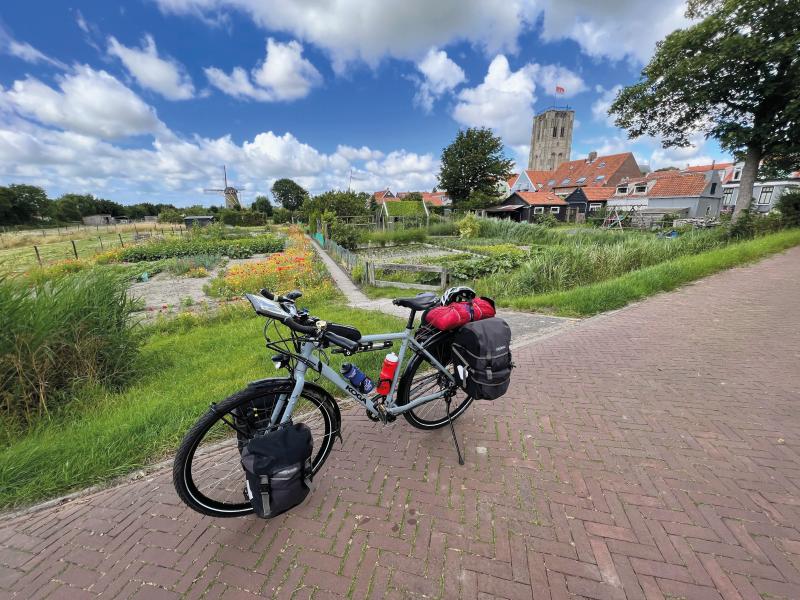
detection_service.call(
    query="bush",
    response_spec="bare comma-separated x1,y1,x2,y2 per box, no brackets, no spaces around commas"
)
532,213,558,227
114,235,284,262
0,270,140,430
458,213,481,238
329,222,362,250
272,208,292,224
776,189,800,227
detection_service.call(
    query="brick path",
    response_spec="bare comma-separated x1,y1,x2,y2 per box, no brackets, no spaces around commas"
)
3,247,800,599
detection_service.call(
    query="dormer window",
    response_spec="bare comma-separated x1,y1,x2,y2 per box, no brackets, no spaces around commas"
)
561,178,571,185
616,185,629,194
634,183,647,193
733,168,742,181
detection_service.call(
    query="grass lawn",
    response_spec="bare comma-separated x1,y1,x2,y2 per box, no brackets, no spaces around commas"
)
502,229,800,316
0,300,403,510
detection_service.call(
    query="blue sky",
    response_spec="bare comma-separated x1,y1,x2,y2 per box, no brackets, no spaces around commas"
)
0,0,725,206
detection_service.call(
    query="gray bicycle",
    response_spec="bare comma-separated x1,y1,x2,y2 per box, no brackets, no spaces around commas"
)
173,288,474,518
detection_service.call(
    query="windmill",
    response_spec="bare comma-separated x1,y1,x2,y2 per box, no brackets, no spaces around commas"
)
204,165,243,209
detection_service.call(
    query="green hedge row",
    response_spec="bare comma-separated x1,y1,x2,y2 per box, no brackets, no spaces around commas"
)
117,235,284,262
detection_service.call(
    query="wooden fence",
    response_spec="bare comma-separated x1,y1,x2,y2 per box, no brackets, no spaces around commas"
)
364,261,448,291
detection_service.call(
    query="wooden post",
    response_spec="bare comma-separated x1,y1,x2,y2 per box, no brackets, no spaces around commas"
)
34,245,42,266
71,240,78,259
99,236,104,250
440,268,447,289
118,233,125,247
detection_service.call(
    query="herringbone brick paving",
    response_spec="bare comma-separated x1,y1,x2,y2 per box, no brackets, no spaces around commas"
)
3,247,800,599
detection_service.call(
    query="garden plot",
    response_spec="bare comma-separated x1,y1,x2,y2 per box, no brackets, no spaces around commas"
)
354,243,464,262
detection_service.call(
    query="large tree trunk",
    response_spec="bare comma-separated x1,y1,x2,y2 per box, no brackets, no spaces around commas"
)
732,144,762,222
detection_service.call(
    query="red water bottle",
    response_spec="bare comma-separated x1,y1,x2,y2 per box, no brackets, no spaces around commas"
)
376,352,399,395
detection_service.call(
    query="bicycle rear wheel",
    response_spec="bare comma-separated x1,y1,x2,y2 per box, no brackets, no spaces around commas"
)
173,380,337,518
396,331,474,429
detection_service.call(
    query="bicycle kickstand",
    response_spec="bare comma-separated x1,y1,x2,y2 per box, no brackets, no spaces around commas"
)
445,396,465,466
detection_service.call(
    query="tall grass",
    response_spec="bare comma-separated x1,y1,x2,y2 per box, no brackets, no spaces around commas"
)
0,270,140,433
480,228,728,298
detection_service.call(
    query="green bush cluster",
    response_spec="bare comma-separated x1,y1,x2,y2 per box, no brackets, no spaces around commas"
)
116,235,284,262
0,270,140,433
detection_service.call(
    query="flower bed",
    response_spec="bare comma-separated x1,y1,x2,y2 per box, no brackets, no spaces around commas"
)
100,234,284,263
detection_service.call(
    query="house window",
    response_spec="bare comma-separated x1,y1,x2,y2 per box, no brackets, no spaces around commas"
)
576,177,587,184
710,183,717,195
560,126,565,137
533,206,544,214
616,185,629,194
550,206,560,213
547,179,556,186
733,168,742,181
589,203,602,212
757,186,774,205
598,161,606,168
562,178,571,185
552,126,557,137
722,188,734,205
634,183,647,193
595,175,605,182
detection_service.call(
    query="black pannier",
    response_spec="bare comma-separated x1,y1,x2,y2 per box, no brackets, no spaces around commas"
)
240,422,313,519
451,318,513,400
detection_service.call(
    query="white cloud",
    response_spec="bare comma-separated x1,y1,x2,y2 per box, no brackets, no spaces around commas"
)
108,34,195,100
591,84,622,126
0,72,438,203
537,0,689,63
3,66,164,139
452,56,586,148
154,0,690,67
414,48,466,112
205,38,321,101
0,27,66,69
155,0,536,71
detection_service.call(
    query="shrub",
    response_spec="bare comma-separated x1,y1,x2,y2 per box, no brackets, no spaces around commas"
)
776,189,800,227
330,222,362,250
114,235,283,262
426,221,458,236
362,228,427,246
272,208,292,224
165,254,221,276
458,213,481,238
532,213,559,227
0,270,140,430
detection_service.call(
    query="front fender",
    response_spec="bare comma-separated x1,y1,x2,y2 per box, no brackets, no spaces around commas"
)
245,377,343,443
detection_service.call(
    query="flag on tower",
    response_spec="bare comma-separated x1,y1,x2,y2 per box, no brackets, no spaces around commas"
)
555,85,566,94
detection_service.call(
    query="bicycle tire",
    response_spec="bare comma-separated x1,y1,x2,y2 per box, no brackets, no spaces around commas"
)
396,331,474,429
173,379,337,518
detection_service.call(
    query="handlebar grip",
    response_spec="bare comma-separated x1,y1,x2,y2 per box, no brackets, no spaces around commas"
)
323,331,359,353
260,288,274,300
279,315,317,335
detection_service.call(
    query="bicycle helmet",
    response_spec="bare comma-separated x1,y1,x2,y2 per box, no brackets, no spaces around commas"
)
440,286,477,305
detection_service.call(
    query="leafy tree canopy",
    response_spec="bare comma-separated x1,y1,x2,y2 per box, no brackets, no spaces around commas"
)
271,178,309,211
252,195,273,216
438,127,513,205
610,0,800,220
301,190,370,221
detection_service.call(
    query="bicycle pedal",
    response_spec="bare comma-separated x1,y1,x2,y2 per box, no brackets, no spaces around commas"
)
366,409,381,422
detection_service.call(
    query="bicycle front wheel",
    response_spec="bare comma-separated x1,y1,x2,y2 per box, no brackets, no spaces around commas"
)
396,331,474,429
173,380,337,518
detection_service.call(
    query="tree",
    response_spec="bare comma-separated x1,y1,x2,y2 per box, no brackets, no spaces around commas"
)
302,190,371,221
0,185,49,224
402,192,423,202
438,127,513,205
609,0,800,221
252,195,273,217
271,178,308,211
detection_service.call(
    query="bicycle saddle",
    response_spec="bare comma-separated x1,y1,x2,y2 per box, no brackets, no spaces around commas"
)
392,292,439,311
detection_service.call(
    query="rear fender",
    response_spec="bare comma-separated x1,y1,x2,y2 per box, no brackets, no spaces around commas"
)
245,377,343,444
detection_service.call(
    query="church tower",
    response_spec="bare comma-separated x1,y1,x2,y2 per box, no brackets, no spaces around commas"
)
527,109,575,171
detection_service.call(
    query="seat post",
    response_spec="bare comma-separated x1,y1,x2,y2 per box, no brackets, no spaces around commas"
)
406,310,416,330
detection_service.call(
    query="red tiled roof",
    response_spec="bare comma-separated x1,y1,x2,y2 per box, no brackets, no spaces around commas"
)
685,162,734,173
373,189,393,200
581,187,615,201
506,174,519,188
546,152,638,191
514,191,566,206
524,170,553,188
611,172,709,198
422,191,448,206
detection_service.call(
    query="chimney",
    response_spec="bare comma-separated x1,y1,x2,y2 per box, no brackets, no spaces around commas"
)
587,151,597,163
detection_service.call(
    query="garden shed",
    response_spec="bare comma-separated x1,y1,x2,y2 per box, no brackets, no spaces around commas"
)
376,200,428,228
184,215,215,228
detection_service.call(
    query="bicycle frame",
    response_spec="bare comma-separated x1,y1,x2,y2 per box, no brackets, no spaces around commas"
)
268,324,455,427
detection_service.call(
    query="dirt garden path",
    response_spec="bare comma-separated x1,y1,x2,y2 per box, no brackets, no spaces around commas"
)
308,237,576,348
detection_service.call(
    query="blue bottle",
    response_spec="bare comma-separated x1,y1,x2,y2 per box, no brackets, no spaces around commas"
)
340,363,375,393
